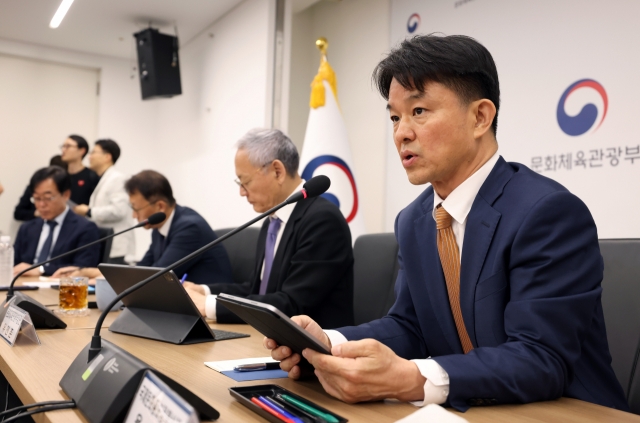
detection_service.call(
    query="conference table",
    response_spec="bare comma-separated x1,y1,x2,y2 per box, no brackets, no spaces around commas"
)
1,281,639,423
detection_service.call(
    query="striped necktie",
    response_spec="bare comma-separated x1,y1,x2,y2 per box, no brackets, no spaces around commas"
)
435,205,474,354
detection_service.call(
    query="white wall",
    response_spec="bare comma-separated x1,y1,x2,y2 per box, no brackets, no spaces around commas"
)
287,0,391,234
144,0,275,232
0,54,99,239
0,38,159,257
0,0,276,259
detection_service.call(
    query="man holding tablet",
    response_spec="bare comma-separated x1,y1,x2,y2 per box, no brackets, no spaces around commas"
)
266,34,628,412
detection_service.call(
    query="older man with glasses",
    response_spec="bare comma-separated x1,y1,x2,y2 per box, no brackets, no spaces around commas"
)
183,128,354,329
13,166,100,276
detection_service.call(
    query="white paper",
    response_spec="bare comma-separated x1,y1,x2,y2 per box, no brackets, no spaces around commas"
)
204,356,278,372
0,305,27,346
394,404,469,423
125,371,198,423
38,276,60,283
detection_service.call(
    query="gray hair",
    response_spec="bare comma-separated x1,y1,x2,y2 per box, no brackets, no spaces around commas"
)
236,128,299,177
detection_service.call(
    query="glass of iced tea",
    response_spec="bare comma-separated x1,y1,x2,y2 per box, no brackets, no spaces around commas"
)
58,276,89,316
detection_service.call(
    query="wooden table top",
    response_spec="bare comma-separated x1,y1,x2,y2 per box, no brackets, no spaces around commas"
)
1,282,639,423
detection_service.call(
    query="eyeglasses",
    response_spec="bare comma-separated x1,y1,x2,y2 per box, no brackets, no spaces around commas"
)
129,201,157,213
234,162,272,191
89,149,105,155
31,195,60,204
59,143,78,150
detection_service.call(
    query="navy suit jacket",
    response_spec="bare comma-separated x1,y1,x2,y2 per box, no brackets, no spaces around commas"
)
14,211,101,275
339,157,628,411
137,205,233,285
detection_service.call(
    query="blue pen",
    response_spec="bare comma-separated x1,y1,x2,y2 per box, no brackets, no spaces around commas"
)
258,396,304,423
180,274,188,284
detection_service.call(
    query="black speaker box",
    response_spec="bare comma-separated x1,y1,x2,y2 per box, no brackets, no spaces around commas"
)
133,28,182,100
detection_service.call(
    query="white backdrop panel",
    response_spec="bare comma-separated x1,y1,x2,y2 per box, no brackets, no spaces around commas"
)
385,0,640,238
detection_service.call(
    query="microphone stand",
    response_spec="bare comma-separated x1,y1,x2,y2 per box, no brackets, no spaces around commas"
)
4,214,163,329
7,220,149,299
89,190,305,360
59,176,329,423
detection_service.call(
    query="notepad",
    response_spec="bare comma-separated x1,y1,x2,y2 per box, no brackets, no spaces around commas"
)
220,369,287,382
205,357,287,381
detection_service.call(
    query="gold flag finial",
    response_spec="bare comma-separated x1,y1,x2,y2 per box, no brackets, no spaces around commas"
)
310,37,338,109
315,37,328,59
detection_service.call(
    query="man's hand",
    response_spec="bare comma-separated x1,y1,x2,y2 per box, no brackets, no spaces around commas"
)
264,315,331,379
182,282,205,295
73,204,90,216
184,287,206,316
304,339,426,403
13,262,40,277
52,266,80,278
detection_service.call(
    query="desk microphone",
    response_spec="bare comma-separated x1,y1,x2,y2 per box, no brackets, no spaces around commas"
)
2,212,166,329
59,175,330,423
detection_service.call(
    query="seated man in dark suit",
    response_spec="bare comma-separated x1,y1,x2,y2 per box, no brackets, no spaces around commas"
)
184,128,354,329
268,35,628,412
125,170,233,285
13,166,100,276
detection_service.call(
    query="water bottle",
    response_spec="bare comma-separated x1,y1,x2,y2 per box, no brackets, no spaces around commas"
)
0,236,14,286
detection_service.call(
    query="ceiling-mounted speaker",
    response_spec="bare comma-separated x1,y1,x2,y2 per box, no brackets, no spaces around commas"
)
133,28,182,100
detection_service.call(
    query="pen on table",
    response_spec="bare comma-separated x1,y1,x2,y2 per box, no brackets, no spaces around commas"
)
251,397,295,423
278,394,339,423
233,362,281,372
180,273,188,284
259,396,305,423
267,396,321,423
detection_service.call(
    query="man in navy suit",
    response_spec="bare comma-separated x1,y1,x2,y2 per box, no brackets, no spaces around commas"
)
267,35,628,411
13,166,100,276
124,170,233,285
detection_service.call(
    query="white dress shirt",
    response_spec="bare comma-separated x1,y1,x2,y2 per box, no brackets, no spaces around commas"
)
201,181,305,321
326,152,500,406
33,206,70,264
158,208,175,238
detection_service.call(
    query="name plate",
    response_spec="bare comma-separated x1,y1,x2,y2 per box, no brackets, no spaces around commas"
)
0,302,40,346
125,371,199,423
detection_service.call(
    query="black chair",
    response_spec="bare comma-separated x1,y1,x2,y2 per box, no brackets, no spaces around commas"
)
599,239,640,414
97,227,114,264
214,227,261,285
353,233,399,325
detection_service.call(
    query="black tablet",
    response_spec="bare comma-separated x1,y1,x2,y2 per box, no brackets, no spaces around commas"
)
98,264,248,344
216,293,331,355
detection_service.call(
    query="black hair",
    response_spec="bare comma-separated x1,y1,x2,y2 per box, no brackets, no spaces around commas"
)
68,134,90,158
49,155,68,170
373,34,500,134
125,170,176,206
95,139,121,164
30,166,71,194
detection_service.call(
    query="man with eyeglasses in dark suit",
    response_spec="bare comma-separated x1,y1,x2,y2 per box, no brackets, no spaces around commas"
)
13,166,100,276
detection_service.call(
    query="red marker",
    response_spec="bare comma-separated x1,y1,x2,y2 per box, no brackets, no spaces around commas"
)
251,397,294,423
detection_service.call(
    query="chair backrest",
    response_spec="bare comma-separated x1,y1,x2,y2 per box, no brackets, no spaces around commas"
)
214,227,261,285
599,239,640,413
97,227,114,263
353,233,399,325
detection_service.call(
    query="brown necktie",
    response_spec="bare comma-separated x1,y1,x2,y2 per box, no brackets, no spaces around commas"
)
435,205,474,354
